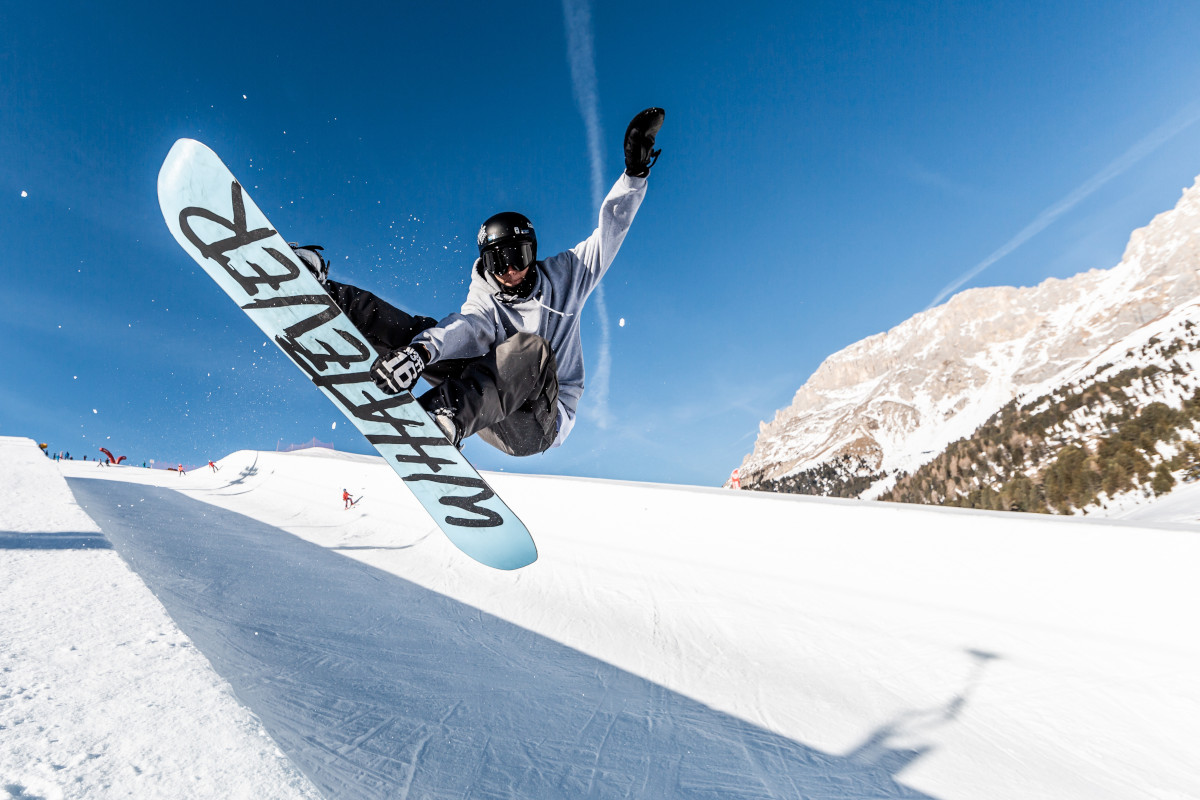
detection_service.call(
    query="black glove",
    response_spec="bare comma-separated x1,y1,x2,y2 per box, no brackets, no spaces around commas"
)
624,107,665,178
370,344,429,394
289,243,329,285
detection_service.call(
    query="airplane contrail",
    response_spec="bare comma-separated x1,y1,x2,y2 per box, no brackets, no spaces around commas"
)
928,103,1200,310
562,0,613,428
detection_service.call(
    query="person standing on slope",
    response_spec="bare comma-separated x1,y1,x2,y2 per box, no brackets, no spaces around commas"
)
291,107,664,457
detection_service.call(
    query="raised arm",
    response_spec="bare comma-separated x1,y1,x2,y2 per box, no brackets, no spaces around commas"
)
568,107,665,294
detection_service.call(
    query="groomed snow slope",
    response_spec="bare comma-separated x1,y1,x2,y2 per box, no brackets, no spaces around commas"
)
5,437,1198,798
0,437,320,800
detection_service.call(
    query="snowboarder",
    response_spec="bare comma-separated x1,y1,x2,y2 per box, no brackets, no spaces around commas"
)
291,107,664,457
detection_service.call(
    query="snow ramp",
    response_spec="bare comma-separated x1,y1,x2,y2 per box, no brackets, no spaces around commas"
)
67,474,933,800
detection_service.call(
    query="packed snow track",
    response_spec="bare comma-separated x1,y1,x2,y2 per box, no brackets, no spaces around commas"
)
65,475,930,800
4,440,1197,799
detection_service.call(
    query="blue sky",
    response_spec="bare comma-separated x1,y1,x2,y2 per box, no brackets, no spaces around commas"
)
5,1,1200,486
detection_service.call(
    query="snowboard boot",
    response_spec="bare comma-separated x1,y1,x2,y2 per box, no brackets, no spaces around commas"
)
428,407,462,449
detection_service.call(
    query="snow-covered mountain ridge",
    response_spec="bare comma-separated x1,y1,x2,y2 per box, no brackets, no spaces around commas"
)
738,172,1200,504
882,304,1200,513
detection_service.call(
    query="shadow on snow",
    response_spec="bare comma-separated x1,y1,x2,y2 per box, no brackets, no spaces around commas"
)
67,476,947,800
0,530,112,550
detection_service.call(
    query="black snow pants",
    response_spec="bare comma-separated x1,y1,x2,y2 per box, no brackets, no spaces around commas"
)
326,281,559,457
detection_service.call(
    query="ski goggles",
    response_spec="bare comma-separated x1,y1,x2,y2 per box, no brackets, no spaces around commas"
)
482,241,535,275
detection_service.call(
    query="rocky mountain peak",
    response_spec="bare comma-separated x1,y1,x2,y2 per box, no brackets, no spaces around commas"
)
738,174,1200,496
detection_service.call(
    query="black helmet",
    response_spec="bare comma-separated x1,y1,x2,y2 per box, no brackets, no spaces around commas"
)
477,211,537,276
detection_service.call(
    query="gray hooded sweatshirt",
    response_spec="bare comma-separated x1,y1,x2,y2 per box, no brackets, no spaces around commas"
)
410,172,648,447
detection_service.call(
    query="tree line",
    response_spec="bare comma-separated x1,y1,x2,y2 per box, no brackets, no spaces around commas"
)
881,362,1200,513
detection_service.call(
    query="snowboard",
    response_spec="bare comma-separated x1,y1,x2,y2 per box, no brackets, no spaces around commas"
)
157,139,537,570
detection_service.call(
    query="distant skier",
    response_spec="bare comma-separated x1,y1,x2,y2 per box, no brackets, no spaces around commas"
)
208,460,219,472
291,107,664,457
178,463,186,476
343,488,353,509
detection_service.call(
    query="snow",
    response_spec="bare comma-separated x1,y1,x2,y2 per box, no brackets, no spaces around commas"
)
1103,473,1200,525
0,437,319,800
4,435,1199,798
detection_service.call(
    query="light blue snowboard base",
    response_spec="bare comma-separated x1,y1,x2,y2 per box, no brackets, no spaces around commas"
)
157,138,537,570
